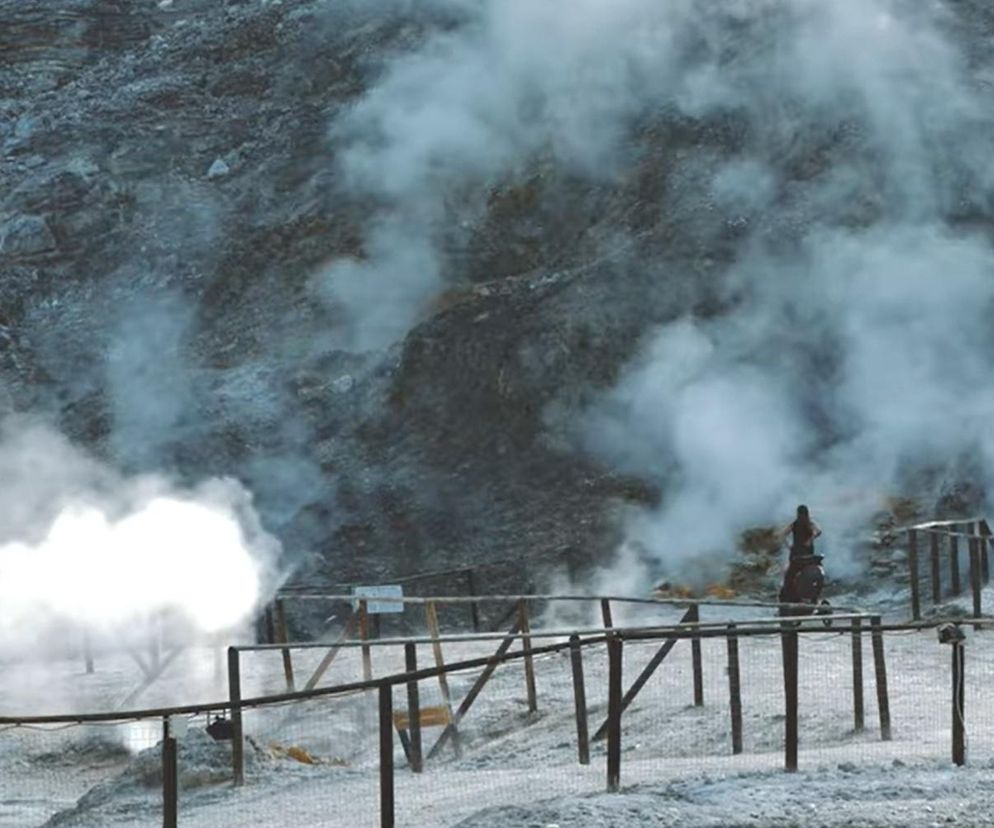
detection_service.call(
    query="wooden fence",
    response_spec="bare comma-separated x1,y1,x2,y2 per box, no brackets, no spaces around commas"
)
230,608,904,827
902,519,993,620
2,606,987,828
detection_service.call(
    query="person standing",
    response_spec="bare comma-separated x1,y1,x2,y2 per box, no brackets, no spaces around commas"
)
778,504,822,601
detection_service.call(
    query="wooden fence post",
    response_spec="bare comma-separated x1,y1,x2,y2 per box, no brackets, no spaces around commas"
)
592,607,696,742
518,599,538,713
359,600,373,682
908,529,921,620
466,569,481,631
969,538,982,619
688,604,704,707
727,624,743,755
607,634,622,792
264,603,276,644
950,527,962,596
426,620,520,760
850,617,864,732
425,601,460,756
980,521,992,584
227,647,244,786
952,634,965,767
379,683,395,828
569,634,590,766
781,625,798,772
601,599,614,630
930,531,941,604
275,598,295,691
405,642,423,773
162,717,177,828
870,616,892,741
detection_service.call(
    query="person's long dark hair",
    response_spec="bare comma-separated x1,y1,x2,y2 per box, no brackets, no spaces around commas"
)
795,504,812,541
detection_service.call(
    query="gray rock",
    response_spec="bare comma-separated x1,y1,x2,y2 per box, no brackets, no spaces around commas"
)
0,214,54,257
206,158,230,179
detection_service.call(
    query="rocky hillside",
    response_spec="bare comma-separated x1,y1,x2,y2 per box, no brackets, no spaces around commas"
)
3,0,994,590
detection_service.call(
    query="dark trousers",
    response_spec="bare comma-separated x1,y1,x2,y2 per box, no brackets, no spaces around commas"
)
779,550,813,600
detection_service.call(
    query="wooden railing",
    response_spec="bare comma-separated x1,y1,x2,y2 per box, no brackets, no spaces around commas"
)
901,519,993,620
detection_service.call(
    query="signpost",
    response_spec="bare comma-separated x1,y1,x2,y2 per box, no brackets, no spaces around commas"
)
353,585,405,615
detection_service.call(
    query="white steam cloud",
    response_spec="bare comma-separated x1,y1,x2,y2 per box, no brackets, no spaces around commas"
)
319,0,994,586
579,1,994,583
318,0,687,351
0,418,280,656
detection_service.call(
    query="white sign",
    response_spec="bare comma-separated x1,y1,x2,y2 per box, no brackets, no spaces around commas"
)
353,585,405,614
167,716,189,739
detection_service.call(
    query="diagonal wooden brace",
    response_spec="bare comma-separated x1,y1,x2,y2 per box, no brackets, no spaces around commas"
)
302,612,358,692
427,619,521,760
119,647,184,709
593,606,696,742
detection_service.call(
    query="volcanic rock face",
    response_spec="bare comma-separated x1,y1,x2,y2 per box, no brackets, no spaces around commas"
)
0,0,670,582
3,0,994,589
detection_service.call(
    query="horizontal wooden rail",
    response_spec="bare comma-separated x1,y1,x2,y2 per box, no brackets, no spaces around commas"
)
235,613,875,652
903,518,987,531
0,617,982,727
278,550,578,593
269,591,865,614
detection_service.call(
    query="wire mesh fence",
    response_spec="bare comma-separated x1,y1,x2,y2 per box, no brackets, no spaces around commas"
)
0,714,193,827
7,612,994,827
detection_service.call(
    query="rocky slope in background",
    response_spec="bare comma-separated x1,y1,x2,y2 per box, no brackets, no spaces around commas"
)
2,0,992,591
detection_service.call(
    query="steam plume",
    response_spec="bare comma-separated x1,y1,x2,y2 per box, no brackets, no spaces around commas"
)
0,418,280,656
580,1,994,583
320,0,994,584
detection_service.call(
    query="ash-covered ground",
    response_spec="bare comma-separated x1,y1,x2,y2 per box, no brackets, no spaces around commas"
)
4,597,994,827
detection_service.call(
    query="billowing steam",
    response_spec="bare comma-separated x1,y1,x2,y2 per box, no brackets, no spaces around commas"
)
317,0,685,351
318,0,994,585
0,419,280,656
581,1,994,582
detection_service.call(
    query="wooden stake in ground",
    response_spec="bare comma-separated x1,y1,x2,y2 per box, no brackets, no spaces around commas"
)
425,601,460,756
780,624,798,773
908,529,921,621
359,600,373,683
275,599,295,691
606,634,622,792
930,531,941,604
518,599,537,713
569,634,590,766
379,684,395,828
162,717,178,828
403,642,423,773
727,623,742,755
227,647,244,786
850,617,864,733
688,604,704,707
870,615,892,741
950,526,962,596
951,634,965,767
